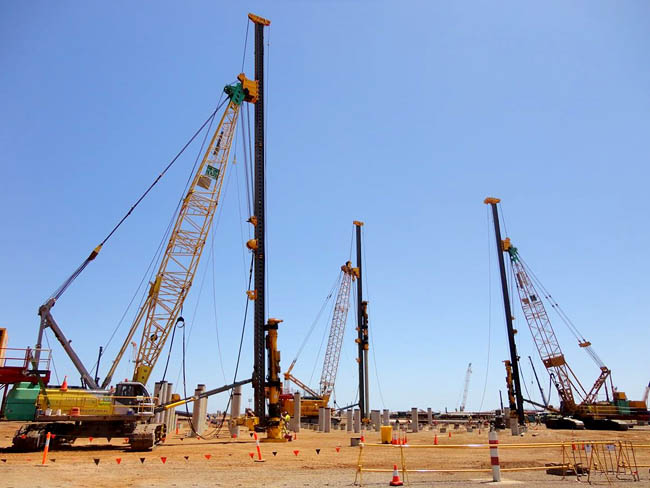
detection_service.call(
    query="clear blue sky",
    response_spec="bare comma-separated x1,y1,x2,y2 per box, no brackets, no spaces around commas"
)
2,1,649,414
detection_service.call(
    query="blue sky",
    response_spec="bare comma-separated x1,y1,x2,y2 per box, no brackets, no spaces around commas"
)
2,1,649,414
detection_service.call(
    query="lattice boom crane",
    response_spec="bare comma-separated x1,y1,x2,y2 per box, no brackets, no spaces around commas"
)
319,261,357,400
102,74,259,388
503,239,610,412
459,362,472,412
485,196,650,429
282,261,357,417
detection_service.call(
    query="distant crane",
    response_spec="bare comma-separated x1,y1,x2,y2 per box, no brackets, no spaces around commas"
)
459,362,472,412
282,260,357,418
485,197,650,429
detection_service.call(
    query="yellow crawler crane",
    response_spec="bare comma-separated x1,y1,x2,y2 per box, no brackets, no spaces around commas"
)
9,72,259,452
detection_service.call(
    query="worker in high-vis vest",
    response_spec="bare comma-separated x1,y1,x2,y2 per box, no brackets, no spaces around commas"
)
282,411,291,435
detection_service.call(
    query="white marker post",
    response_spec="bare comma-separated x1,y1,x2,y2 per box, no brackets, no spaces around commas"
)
489,429,501,482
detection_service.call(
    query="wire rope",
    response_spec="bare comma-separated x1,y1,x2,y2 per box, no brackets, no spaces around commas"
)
361,225,387,411
210,226,228,385
161,317,179,381
51,99,228,301
292,275,340,363
42,331,60,384
90,96,223,378
478,205,492,411
241,20,249,73
518,358,533,403
307,277,341,388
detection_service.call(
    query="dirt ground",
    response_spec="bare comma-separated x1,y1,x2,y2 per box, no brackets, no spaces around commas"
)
0,420,649,487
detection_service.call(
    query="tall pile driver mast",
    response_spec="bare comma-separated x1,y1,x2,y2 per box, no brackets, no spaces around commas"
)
354,221,370,421
484,198,525,426
241,13,285,440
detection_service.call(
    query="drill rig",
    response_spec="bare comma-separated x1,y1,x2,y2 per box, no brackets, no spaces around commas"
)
485,197,650,430
5,26,264,451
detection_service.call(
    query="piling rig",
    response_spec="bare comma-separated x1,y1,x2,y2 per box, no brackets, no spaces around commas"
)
5,14,270,451
485,197,650,430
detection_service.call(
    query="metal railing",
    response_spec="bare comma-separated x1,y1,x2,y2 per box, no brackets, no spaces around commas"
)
0,347,51,370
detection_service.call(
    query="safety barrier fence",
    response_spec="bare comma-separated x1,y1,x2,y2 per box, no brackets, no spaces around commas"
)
355,436,646,486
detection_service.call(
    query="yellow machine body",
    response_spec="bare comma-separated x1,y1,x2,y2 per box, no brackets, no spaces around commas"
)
37,389,114,416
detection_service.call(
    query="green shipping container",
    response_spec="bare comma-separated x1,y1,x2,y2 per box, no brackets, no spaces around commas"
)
4,382,39,420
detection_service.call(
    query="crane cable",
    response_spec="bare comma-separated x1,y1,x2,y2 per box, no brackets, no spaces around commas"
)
496,203,607,402
49,98,229,303
294,275,340,364
478,205,493,412
181,255,254,439
519,257,607,367
361,225,387,411
308,276,342,388
42,330,60,384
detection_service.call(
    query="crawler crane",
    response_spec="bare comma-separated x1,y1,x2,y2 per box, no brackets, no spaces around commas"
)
281,261,357,420
5,23,263,450
485,197,650,430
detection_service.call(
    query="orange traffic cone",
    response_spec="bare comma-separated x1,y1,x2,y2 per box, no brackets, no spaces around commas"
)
389,464,404,486
60,376,68,392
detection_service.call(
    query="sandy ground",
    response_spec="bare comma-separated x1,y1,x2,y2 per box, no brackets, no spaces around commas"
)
0,420,649,487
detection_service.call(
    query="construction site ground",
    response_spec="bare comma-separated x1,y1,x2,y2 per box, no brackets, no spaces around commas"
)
0,420,649,487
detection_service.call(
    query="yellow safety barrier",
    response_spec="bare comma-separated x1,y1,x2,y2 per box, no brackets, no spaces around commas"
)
354,437,646,486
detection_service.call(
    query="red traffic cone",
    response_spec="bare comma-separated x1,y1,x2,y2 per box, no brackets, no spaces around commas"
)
60,376,68,392
389,464,404,486
434,434,438,445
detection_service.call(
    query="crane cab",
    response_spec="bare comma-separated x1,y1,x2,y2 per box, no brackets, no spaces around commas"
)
113,382,154,416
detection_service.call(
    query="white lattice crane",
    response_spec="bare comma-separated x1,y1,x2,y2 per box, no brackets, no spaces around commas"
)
459,362,472,412
282,261,357,417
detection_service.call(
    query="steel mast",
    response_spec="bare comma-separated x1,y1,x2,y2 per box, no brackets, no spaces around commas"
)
250,11,269,428
354,221,370,420
245,13,284,440
484,197,525,426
